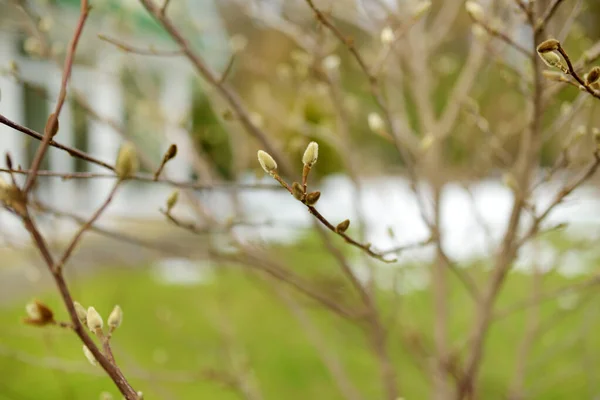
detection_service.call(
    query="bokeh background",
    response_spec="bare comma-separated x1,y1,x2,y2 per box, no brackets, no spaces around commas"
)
1,0,600,399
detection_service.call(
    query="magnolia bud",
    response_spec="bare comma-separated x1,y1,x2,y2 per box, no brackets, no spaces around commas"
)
322,54,341,71
86,307,103,332
585,66,600,85
292,182,304,200
465,1,484,20
539,51,563,69
24,300,54,326
336,219,350,233
305,191,321,206
380,27,395,44
412,0,432,19
368,112,385,132
302,141,319,166
164,144,177,161
257,150,277,174
536,39,560,54
25,302,41,320
115,142,139,179
83,345,98,366
166,190,179,212
45,113,59,137
74,301,87,325
108,305,123,331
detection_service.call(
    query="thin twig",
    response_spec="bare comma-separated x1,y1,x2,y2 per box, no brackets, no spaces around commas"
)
98,34,183,56
53,181,122,272
536,0,566,33
23,0,91,194
556,44,600,100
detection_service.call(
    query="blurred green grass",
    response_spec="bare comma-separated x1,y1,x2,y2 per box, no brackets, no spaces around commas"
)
0,235,598,399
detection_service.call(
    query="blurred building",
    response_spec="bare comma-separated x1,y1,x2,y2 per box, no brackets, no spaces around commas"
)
0,0,231,218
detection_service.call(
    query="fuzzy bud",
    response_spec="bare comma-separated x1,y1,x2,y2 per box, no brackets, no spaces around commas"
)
24,300,54,326
164,144,178,161
86,307,103,332
305,191,321,206
368,112,385,132
45,113,59,137
539,51,563,69
322,54,341,71
108,305,123,331
166,190,179,212
115,142,139,179
74,301,87,325
380,27,395,44
585,66,600,85
412,0,432,19
465,1,484,20
292,182,304,200
257,150,277,174
302,141,319,166
536,39,560,54
336,219,350,233
83,345,98,366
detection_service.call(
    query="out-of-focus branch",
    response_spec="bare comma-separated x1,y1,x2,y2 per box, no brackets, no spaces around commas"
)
23,0,90,194
138,0,293,176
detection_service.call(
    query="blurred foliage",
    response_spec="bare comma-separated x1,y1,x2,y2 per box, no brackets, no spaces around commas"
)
1,234,599,399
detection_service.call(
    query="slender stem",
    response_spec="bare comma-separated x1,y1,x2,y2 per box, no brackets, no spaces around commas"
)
23,0,90,194
53,181,122,272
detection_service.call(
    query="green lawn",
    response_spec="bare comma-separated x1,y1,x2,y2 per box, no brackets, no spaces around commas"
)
0,235,598,399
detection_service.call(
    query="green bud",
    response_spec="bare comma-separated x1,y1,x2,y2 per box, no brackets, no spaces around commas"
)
302,141,319,166
336,219,350,233
115,142,139,179
585,66,600,85
305,191,321,206
536,38,560,54
257,150,277,174
166,190,179,212
292,182,304,200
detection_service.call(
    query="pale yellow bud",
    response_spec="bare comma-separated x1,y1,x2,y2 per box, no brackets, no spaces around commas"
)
420,133,435,151
257,150,277,174
412,0,432,19
166,190,179,212
380,27,395,44
302,141,319,166
539,51,563,69
86,307,103,332
74,301,87,325
322,54,341,71
115,142,139,179
83,345,98,366
108,305,123,331
26,302,41,320
465,1,484,20
368,112,385,132
471,25,487,40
